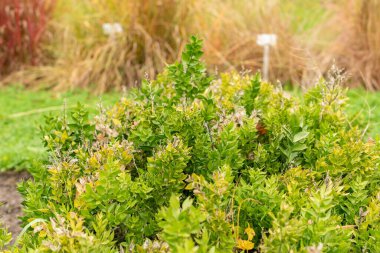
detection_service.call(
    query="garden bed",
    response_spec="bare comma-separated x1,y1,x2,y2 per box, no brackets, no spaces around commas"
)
0,171,30,243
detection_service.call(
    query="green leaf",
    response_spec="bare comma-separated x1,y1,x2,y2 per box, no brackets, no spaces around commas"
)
293,131,309,143
292,143,307,152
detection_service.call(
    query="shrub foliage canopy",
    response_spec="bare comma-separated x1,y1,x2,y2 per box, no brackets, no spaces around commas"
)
2,37,380,252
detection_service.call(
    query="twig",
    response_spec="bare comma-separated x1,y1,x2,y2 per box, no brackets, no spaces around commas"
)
204,122,215,150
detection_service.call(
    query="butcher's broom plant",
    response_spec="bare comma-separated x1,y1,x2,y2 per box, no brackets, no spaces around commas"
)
8,37,380,252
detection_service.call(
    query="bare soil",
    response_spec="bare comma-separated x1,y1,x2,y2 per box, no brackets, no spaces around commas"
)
0,171,30,242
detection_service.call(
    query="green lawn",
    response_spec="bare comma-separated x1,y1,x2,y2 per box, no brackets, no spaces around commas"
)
0,85,379,171
346,88,380,137
0,86,121,171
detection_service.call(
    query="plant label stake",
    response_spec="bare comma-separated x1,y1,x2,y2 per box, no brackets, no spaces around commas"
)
256,34,277,81
102,23,123,40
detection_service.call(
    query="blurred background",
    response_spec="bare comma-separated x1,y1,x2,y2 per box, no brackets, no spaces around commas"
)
1,0,380,91
0,0,380,171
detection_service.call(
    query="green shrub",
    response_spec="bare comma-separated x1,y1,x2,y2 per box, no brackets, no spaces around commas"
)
7,37,380,252
0,218,12,250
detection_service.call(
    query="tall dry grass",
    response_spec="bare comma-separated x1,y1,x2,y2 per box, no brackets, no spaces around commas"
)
3,0,378,92
192,0,310,84
2,0,186,92
326,0,380,90
2,0,311,93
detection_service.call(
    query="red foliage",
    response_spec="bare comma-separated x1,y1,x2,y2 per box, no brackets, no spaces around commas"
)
256,122,267,136
0,0,55,76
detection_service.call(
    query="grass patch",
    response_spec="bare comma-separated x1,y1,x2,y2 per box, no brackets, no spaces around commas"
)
0,86,120,171
346,88,380,137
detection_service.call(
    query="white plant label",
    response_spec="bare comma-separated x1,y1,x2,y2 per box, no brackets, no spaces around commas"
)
102,23,123,37
256,34,277,81
256,34,277,46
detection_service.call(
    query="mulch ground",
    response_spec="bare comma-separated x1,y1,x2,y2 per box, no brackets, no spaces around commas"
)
0,171,30,243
